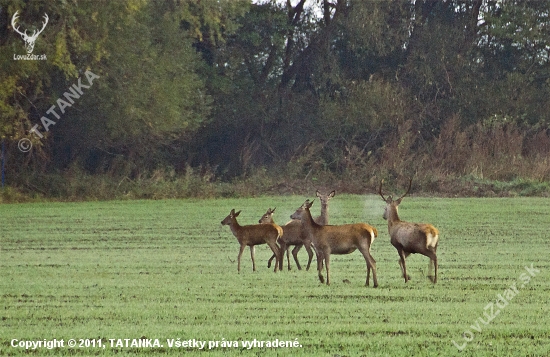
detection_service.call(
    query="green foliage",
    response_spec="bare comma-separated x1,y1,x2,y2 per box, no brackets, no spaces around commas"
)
341,1,409,56
319,78,408,138
55,1,214,174
1,0,218,174
180,0,249,45
93,3,210,138
2,0,550,196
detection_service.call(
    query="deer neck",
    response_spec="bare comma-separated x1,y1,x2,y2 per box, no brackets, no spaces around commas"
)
317,204,329,225
303,208,320,232
387,206,401,230
229,219,242,238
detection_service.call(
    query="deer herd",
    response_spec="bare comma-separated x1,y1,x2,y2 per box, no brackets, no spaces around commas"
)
221,180,440,287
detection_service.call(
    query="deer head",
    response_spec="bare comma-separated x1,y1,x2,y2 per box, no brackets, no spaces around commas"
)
258,207,276,224
379,179,412,220
315,190,335,225
316,190,335,208
12,11,49,54
221,209,241,226
290,199,314,221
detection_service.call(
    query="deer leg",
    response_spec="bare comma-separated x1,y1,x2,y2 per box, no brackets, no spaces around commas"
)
426,251,438,284
324,251,331,286
266,241,280,273
304,241,314,271
316,246,324,272
427,257,433,281
369,253,378,288
277,241,286,271
398,250,409,283
358,245,378,288
249,246,256,271
316,249,325,284
268,237,283,268
237,244,246,273
291,244,302,270
400,251,411,281
433,256,438,284
267,253,276,268
286,246,292,270
359,246,370,286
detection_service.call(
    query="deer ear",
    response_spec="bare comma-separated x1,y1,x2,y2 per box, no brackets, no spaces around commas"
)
271,207,276,213
230,209,235,215
307,200,314,209
234,210,241,217
329,190,335,198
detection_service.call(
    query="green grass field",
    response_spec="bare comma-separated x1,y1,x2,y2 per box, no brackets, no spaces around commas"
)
1,195,549,356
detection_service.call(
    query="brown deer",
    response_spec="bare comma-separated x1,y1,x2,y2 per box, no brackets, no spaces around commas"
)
259,207,314,271
261,190,335,271
379,180,439,283
221,209,283,273
290,199,378,287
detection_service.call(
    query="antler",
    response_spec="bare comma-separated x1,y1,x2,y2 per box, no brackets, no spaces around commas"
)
396,179,412,202
378,180,387,201
11,11,26,37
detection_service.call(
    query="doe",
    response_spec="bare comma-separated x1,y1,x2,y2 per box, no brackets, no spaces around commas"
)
290,199,378,287
259,207,314,271
260,190,334,271
221,209,283,273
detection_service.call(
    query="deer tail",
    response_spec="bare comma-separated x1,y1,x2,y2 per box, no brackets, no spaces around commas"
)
372,226,378,237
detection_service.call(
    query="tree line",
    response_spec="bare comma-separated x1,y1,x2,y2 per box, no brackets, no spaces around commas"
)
1,0,550,198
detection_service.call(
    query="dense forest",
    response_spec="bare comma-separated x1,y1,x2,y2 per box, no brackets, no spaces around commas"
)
1,0,550,200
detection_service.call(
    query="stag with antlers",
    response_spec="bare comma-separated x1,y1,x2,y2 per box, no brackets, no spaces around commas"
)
379,179,440,284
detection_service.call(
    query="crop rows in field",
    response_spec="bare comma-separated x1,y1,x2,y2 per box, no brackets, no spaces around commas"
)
1,196,549,356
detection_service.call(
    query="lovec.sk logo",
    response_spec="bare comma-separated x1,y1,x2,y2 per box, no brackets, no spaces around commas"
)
11,10,48,60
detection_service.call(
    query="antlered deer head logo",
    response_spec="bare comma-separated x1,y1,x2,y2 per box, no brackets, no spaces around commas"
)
11,11,49,54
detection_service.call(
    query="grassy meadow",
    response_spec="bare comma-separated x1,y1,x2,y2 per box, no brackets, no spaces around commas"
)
1,195,549,356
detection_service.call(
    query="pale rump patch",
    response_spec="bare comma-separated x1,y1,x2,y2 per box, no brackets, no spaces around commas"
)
274,225,283,238
370,230,376,245
426,232,439,249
